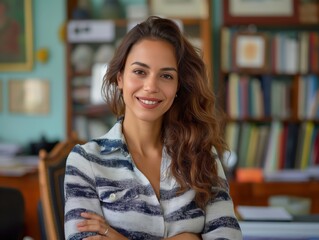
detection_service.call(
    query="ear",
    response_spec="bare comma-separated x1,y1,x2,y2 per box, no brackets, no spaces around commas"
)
117,72,123,89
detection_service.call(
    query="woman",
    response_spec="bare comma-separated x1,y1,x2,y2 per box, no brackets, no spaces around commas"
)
64,16,242,240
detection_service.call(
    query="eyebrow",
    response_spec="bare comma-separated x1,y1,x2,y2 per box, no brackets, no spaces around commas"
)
131,61,177,72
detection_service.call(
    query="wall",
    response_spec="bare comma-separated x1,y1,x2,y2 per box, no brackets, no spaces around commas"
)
0,0,66,148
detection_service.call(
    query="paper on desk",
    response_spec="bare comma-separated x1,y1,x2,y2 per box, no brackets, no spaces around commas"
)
237,206,293,221
0,155,38,176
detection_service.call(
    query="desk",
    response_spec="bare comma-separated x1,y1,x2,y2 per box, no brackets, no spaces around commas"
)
230,181,319,214
0,172,41,240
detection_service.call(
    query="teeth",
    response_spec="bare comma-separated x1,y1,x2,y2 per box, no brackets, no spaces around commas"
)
140,99,158,105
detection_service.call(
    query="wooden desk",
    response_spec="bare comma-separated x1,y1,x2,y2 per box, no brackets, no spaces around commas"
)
0,172,41,240
230,181,319,214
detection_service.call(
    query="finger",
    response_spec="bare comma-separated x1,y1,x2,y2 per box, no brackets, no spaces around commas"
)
81,212,105,222
83,236,106,240
77,219,101,227
77,220,109,235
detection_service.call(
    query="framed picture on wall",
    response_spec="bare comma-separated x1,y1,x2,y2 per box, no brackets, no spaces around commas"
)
150,0,209,18
223,0,298,25
0,80,2,111
234,33,268,71
0,0,33,71
9,79,50,115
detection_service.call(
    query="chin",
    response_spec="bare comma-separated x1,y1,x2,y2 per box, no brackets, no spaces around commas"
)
136,113,163,123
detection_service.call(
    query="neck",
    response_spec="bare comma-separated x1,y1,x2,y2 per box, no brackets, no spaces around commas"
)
122,116,162,156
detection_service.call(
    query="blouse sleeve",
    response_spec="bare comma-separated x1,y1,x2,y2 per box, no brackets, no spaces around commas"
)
201,159,243,240
64,144,103,240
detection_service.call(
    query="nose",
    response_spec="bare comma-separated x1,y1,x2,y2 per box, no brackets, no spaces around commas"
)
143,75,159,93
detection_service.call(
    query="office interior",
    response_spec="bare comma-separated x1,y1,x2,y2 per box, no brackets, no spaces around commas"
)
1,0,319,239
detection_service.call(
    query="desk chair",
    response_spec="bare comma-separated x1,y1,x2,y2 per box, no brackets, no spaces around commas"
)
0,187,25,240
38,133,84,240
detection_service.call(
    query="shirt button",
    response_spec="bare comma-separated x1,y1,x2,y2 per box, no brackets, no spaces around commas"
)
109,193,116,201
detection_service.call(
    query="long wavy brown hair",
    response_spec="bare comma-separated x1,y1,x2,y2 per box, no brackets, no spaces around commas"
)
102,16,227,209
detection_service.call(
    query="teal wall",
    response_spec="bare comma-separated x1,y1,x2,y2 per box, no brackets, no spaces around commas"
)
0,0,66,147
0,0,222,149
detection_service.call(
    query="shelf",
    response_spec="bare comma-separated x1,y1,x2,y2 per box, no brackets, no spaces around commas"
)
74,104,110,117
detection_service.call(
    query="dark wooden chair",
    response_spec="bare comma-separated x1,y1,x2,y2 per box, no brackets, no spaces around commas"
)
0,186,25,240
38,133,84,240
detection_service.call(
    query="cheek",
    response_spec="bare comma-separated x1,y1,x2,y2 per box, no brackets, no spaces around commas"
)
167,84,178,99
121,74,142,95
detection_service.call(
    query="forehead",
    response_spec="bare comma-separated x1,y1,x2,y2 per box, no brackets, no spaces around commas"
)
126,39,177,66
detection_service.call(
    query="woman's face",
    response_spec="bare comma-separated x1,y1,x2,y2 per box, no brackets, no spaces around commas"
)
117,39,178,124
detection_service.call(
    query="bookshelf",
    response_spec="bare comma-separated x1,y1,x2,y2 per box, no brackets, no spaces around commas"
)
220,0,319,173
65,0,212,140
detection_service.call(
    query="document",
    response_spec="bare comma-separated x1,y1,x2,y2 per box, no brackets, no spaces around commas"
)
237,206,293,221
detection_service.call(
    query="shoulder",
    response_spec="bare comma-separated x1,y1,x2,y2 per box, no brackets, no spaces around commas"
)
76,119,127,155
211,147,227,180
68,119,128,162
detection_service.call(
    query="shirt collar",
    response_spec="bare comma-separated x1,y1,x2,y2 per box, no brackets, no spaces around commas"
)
92,117,130,157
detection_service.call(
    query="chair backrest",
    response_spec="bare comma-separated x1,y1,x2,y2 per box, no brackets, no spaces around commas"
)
38,132,84,240
0,187,25,240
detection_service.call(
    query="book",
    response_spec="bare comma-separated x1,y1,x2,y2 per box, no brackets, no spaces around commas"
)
237,206,293,221
225,122,240,153
260,75,272,117
255,125,270,168
246,125,259,167
300,122,315,169
221,27,231,72
239,75,249,118
284,123,299,169
227,73,240,118
238,123,252,167
264,121,282,172
299,31,309,74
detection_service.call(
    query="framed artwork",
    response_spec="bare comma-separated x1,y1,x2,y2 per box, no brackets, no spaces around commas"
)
150,0,209,19
234,33,268,71
0,0,33,71
223,0,298,25
9,79,50,115
0,80,2,111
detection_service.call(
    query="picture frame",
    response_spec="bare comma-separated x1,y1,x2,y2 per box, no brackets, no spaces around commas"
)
234,33,268,71
150,0,209,19
223,0,298,25
0,80,2,111
0,0,33,71
9,79,50,115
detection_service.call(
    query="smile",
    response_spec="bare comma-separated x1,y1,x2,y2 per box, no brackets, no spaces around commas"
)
140,99,158,105
137,97,162,106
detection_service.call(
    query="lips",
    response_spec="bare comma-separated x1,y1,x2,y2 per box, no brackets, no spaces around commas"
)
137,97,162,108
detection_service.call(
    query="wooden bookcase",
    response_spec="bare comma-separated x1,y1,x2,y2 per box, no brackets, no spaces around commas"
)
220,0,319,209
220,0,319,172
65,0,213,140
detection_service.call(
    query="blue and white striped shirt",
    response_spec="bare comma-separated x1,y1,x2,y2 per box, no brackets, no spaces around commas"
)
64,120,242,239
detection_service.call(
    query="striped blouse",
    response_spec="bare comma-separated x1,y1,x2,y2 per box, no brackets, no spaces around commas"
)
64,120,242,240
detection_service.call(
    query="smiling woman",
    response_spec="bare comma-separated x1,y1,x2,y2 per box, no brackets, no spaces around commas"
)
117,39,178,123
64,16,242,240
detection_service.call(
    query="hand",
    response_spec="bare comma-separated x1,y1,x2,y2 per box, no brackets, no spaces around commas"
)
77,212,128,240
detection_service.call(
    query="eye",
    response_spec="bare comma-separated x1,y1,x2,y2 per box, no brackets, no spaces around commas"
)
161,73,174,80
133,69,146,75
